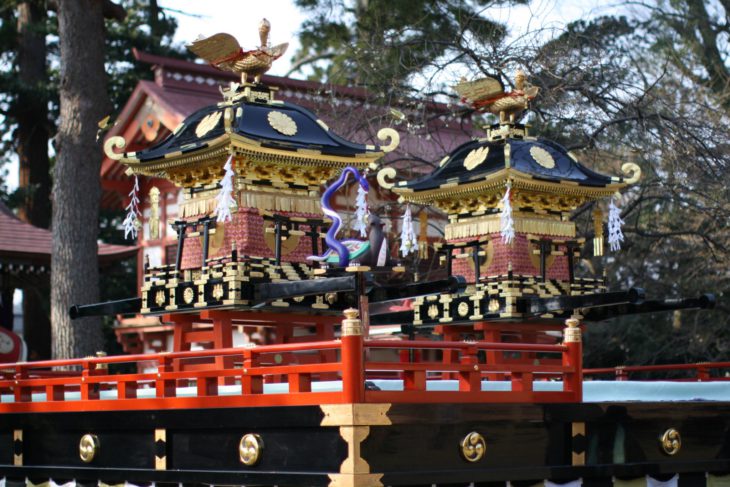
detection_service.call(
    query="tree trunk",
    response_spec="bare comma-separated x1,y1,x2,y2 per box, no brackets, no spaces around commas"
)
16,0,51,229
51,0,111,359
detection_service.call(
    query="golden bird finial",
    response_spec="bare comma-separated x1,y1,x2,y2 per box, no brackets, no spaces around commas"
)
453,69,539,119
187,18,288,84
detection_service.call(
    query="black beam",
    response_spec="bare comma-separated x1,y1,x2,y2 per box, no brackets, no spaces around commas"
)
583,294,716,322
69,297,142,320
253,276,357,306
519,287,645,317
369,276,467,303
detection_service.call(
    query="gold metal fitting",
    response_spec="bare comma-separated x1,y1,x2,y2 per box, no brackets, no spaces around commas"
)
239,433,264,466
659,428,681,456
341,308,363,337
79,434,100,463
460,431,486,462
95,351,108,370
564,317,581,343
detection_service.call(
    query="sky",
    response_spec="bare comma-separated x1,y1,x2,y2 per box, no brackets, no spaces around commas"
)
3,0,626,192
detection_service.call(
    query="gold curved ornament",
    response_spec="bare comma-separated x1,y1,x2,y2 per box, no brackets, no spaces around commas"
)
103,136,127,161
376,167,397,189
621,162,642,184
488,299,500,313
529,146,555,169
239,433,264,466
377,127,400,153
267,111,297,136
464,146,489,171
195,111,223,138
460,431,486,462
659,428,681,456
79,434,99,463
457,302,470,317
155,290,166,307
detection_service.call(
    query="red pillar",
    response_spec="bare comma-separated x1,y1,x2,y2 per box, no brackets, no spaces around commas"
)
341,308,364,403
562,317,583,402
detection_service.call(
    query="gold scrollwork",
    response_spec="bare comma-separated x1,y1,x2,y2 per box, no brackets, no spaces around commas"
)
79,434,100,463
239,433,264,466
659,428,681,456
103,136,127,161
267,111,297,136
376,167,397,189
377,127,400,153
460,431,486,462
621,162,642,184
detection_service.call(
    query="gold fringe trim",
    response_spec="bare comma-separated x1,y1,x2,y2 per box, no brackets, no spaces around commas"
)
179,191,321,218
445,215,575,240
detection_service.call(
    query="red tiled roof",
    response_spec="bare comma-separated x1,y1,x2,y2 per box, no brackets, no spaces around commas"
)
0,201,137,265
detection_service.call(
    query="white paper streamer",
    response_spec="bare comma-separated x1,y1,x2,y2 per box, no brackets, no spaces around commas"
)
500,184,515,244
122,176,141,240
399,205,418,257
608,196,625,252
215,155,237,223
353,183,369,237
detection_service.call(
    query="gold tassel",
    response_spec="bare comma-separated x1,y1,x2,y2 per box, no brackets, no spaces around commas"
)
149,186,160,239
418,210,429,259
593,206,603,256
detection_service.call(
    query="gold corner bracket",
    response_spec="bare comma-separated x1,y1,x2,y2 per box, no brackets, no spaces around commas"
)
376,128,400,153
104,136,127,161
376,167,397,190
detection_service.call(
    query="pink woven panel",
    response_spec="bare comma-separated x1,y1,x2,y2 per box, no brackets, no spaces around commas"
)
180,207,322,270
448,233,570,283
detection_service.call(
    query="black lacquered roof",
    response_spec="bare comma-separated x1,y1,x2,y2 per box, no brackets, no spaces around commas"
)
402,134,615,191
131,97,380,162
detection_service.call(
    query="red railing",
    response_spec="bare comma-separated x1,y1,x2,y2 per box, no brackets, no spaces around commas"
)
585,362,730,381
0,314,584,413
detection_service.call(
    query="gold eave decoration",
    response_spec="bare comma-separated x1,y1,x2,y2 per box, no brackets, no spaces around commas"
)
267,111,297,136
195,111,223,138
105,133,385,187
394,168,627,205
464,146,489,171
529,146,555,168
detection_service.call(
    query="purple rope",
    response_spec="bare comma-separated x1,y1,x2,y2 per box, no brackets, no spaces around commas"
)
320,167,369,267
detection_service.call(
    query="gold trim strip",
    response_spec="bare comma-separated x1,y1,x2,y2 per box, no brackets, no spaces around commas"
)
572,422,586,466
13,429,22,466
155,428,167,470
445,215,576,240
